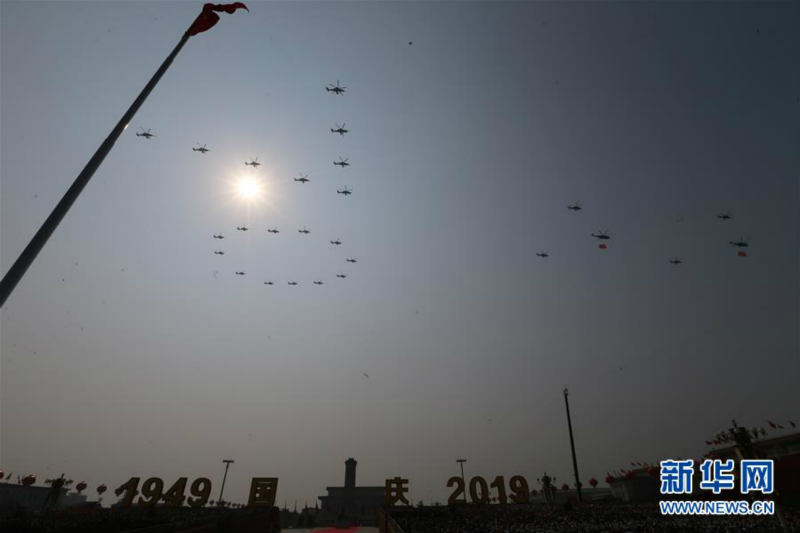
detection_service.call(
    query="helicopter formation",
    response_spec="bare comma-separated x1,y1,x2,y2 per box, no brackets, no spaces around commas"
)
207,221,359,284
137,91,750,279
133,79,361,286
536,203,751,262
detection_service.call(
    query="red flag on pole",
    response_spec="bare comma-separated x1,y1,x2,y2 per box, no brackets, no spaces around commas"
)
188,3,248,36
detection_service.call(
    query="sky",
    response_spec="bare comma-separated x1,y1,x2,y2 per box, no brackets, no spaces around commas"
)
1,0,799,508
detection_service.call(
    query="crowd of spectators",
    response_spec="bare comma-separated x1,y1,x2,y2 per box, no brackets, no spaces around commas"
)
391,502,800,533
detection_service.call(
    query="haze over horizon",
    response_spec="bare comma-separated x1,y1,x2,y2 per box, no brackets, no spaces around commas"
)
1,1,798,507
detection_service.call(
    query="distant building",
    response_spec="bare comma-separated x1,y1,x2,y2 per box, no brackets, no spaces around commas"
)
607,469,660,502
317,458,385,526
0,482,89,516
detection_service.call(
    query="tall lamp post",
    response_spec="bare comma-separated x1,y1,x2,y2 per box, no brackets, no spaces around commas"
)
218,459,234,507
563,388,583,503
456,458,467,504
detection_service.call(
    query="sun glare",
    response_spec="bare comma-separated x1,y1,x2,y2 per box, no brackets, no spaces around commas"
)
235,177,263,202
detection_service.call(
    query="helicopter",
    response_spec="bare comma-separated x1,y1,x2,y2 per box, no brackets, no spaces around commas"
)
298,227,311,234
212,234,224,239
331,122,349,135
337,187,352,196
346,258,358,263
330,239,342,246
536,252,549,258
313,281,324,285
236,226,249,231
336,273,347,279
135,128,155,139
567,202,583,211
729,239,748,248
333,157,350,168
235,271,246,276
264,281,274,285
294,173,310,183
213,251,225,255
267,228,280,234
669,257,683,265
591,231,611,240
716,212,732,220
192,143,209,153
325,80,347,95
245,158,261,167
288,281,299,286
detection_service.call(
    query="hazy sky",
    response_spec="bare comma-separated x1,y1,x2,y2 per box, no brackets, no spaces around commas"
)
2,0,799,507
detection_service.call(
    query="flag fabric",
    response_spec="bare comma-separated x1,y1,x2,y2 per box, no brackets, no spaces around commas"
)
791,421,797,428
768,421,777,429
188,3,248,36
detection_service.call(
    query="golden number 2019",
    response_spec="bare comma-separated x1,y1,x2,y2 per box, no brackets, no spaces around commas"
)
447,475,529,504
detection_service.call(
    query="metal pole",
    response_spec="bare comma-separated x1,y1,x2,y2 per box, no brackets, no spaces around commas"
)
218,459,234,506
563,388,583,503
0,30,191,308
456,459,467,504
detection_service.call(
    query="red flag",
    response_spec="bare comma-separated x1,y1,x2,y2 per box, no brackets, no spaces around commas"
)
598,243,608,250
768,420,777,429
705,440,712,445
187,3,248,36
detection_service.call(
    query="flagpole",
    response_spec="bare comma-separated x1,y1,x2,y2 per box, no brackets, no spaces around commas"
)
0,30,193,308
563,388,583,503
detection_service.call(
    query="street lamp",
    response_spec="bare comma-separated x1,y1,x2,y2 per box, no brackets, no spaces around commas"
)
456,459,467,504
218,459,234,507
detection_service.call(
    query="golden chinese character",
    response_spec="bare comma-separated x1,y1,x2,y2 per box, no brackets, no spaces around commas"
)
248,477,278,507
385,477,410,506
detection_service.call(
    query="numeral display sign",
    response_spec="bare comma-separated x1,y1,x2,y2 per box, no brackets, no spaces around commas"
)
447,475,529,504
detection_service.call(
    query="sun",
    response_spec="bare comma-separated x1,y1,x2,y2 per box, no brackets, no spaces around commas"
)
235,176,263,202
